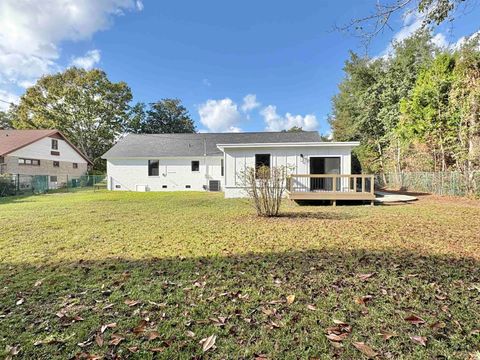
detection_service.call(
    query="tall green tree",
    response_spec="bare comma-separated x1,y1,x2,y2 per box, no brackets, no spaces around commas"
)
449,34,480,174
399,53,456,170
331,30,437,174
13,68,132,169
129,99,196,134
330,52,387,173
0,110,12,129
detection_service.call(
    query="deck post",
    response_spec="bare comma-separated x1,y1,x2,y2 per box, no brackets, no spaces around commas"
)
332,200,336,206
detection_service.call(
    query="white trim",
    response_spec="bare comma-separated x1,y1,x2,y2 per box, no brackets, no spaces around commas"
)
216,142,360,150
104,155,223,160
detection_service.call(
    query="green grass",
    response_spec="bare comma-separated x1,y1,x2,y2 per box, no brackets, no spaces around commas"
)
0,190,479,359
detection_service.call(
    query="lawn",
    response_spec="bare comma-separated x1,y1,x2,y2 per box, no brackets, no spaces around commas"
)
0,191,479,359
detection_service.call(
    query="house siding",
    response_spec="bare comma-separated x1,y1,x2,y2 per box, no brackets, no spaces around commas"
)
3,155,88,177
107,157,224,192
223,146,352,198
1,136,88,179
105,145,355,198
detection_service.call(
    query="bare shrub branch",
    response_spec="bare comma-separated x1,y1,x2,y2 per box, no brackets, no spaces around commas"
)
240,165,288,217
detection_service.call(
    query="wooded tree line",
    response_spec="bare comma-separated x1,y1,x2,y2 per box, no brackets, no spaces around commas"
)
0,68,196,170
330,30,480,179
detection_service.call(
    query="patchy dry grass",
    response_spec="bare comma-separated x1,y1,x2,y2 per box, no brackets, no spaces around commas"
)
0,191,479,359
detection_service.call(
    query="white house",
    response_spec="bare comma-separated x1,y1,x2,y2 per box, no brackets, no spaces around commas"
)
102,132,363,199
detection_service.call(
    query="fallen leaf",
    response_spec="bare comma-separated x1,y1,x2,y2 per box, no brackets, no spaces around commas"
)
357,273,375,281
405,315,426,325
201,334,216,352
55,311,65,319
100,322,117,333
95,334,104,347
410,335,427,346
352,341,377,358
5,344,20,356
269,321,281,329
108,334,124,346
261,308,273,316
430,321,446,330
34,280,43,287
15,298,24,306
147,331,160,341
355,295,373,305
307,304,317,311
186,331,195,338
124,299,140,307
128,346,139,353
332,319,348,326
326,333,348,342
150,347,165,353
286,294,295,305
133,320,147,334
77,340,92,348
379,331,396,340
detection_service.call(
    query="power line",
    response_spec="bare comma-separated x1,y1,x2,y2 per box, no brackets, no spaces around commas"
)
0,98,15,105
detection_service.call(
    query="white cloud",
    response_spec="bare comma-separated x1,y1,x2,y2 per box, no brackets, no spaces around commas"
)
0,90,19,111
241,94,260,112
198,98,244,132
261,105,318,132
136,1,144,11
431,33,448,49
0,0,139,90
202,78,212,87
380,12,424,57
394,12,424,44
451,30,480,50
71,49,101,70
229,126,242,133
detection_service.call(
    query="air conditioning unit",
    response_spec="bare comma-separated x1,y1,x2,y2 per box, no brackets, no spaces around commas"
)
208,180,221,192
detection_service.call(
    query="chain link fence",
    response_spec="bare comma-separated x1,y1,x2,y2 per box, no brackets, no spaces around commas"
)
376,171,480,197
0,174,106,197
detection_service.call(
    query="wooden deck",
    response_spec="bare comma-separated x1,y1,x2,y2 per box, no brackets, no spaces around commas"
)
286,174,375,204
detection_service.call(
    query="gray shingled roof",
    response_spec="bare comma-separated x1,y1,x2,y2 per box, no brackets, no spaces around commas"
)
102,131,322,158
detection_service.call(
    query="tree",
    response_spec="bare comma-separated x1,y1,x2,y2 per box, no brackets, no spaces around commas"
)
449,34,480,192
283,126,304,132
340,0,476,47
12,68,132,170
399,52,457,171
330,30,437,174
126,102,147,134
330,52,389,174
0,110,12,129
129,99,196,134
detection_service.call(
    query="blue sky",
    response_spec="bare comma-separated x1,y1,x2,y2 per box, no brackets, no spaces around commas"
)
1,1,479,134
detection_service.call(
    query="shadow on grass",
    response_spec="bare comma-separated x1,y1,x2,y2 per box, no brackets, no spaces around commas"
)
0,194,37,205
276,211,359,220
0,249,479,359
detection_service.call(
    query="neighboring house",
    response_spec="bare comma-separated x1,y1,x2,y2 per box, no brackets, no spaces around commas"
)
102,131,364,199
0,130,91,188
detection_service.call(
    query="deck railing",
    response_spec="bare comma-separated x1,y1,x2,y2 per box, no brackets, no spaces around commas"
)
286,174,375,202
